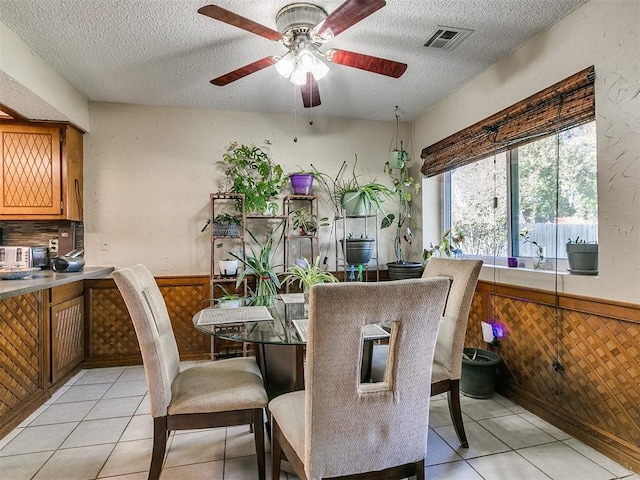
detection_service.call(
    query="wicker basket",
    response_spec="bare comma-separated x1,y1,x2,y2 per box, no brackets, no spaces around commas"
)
213,222,240,237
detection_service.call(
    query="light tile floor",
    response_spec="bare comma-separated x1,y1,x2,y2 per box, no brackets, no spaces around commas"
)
0,362,638,480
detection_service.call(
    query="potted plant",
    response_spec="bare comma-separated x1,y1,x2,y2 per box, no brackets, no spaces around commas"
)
566,237,598,274
229,226,284,305
423,228,465,260
220,141,286,215
212,213,242,237
381,144,423,280
289,172,315,195
211,284,243,308
520,229,545,269
288,167,334,196
282,257,337,301
340,233,375,265
290,207,328,236
332,155,393,217
218,258,239,277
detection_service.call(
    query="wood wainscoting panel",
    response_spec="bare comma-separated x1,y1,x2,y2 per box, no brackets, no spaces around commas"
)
84,276,211,368
468,280,640,473
560,309,640,454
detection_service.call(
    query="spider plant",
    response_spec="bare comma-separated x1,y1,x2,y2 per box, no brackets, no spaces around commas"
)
332,155,393,217
282,257,337,300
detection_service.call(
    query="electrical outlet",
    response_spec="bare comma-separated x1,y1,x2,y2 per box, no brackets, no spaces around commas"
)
49,239,59,253
100,238,111,251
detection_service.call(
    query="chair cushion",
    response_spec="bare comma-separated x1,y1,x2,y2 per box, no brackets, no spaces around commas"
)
431,361,451,384
269,391,306,460
168,357,268,415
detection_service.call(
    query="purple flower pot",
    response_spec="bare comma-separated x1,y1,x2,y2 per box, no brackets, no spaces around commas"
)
290,173,314,195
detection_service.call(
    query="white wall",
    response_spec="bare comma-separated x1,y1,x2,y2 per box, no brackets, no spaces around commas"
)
414,0,639,304
0,19,89,131
84,103,411,275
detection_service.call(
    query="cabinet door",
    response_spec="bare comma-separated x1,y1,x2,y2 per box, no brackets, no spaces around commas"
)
51,295,84,384
0,124,62,216
0,292,46,435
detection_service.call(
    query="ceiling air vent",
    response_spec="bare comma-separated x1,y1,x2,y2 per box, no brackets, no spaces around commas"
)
424,26,473,50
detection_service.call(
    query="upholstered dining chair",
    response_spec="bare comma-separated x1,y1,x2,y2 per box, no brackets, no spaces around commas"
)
371,257,482,448
270,278,450,480
113,264,268,480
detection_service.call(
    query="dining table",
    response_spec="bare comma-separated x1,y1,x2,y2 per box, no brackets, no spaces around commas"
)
192,293,389,401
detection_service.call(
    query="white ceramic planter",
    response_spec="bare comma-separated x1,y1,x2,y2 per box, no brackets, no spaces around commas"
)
218,259,238,276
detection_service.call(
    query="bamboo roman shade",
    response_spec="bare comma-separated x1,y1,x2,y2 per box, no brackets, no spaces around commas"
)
421,66,595,177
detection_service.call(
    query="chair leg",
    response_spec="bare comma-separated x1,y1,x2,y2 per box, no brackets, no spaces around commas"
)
271,419,283,480
416,459,425,480
253,408,265,480
149,416,168,480
447,380,469,448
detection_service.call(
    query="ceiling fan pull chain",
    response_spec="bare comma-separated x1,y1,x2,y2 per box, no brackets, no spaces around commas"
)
293,83,298,143
309,82,314,126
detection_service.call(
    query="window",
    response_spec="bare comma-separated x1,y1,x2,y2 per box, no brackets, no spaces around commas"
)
448,121,597,261
450,153,508,257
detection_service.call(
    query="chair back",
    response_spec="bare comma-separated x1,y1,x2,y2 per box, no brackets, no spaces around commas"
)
304,278,450,479
422,258,483,379
113,264,181,418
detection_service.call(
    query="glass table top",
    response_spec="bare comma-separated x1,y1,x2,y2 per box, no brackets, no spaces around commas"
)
192,295,307,346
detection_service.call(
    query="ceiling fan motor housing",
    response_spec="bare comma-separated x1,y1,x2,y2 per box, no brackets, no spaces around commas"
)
276,3,328,46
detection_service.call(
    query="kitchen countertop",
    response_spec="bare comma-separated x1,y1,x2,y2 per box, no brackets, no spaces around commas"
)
0,267,114,300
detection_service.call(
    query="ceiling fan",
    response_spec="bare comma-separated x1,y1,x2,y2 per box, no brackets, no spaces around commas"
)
198,0,407,108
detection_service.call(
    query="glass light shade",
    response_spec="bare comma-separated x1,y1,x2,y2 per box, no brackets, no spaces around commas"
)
297,48,329,81
290,62,308,85
309,55,329,80
275,52,296,79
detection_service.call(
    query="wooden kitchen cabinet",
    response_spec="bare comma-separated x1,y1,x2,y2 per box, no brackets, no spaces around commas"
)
0,290,48,438
0,122,83,221
50,282,84,384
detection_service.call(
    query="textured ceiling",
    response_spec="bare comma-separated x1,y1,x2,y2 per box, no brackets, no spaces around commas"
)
0,0,588,122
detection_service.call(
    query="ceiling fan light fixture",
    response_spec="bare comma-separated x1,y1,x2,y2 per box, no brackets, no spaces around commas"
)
276,51,296,79
290,62,308,85
307,54,329,80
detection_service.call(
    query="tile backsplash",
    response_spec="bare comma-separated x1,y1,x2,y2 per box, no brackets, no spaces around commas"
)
0,221,84,251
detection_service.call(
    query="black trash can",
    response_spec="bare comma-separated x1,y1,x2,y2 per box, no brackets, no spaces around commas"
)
461,348,501,399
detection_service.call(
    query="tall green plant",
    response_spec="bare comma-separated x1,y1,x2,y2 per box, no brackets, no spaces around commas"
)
221,141,286,215
381,151,420,263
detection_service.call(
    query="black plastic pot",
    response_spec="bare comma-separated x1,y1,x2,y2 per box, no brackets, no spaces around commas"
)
461,347,501,399
387,261,423,280
340,238,374,265
566,242,598,274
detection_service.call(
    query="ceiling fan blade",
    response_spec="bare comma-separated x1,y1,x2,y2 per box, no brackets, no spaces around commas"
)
211,56,279,86
314,0,386,40
198,5,283,41
325,49,407,78
301,73,321,108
